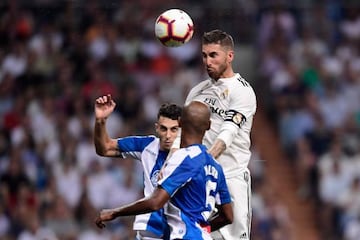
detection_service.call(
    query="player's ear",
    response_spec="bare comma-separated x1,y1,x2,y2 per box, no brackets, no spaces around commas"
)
227,50,234,62
207,120,211,130
178,117,182,128
155,122,159,132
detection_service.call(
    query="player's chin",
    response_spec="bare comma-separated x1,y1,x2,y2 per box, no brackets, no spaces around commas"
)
207,70,219,79
164,143,172,150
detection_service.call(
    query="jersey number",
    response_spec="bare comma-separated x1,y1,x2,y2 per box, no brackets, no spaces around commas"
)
202,180,217,219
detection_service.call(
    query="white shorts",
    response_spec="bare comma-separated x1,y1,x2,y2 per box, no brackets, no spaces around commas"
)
211,169,252,240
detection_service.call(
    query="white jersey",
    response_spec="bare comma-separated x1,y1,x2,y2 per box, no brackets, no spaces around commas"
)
185,73,257,177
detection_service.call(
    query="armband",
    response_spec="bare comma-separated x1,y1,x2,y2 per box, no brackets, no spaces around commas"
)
224,110,246,127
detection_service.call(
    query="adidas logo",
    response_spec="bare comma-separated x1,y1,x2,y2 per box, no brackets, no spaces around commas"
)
240,232,247,239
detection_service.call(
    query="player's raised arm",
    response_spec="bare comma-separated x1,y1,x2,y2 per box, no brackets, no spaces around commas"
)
93,94,120,157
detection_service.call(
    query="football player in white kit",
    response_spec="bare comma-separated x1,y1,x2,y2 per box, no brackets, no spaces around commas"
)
94,101,233,240
94,94,182,240
182,29,257,240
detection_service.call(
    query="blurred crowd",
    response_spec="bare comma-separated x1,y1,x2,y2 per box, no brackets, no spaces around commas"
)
256,1,360,240
0,0,359,240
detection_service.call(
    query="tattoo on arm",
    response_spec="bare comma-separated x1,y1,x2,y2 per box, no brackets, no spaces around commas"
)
208,139,226,159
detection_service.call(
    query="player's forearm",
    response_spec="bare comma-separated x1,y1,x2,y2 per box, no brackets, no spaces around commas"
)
112,188,169,217
208,139,226,159
96,192,166,229
209,203,233,231
111,197,162,218
94,118,116,156
210,214,232,231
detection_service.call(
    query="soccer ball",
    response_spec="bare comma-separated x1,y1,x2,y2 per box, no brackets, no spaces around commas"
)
155,9,194,47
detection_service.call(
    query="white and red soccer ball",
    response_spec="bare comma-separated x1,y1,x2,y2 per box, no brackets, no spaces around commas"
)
155,9,194,47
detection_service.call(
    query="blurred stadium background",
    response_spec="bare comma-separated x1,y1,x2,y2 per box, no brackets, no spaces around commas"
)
0,0,360,239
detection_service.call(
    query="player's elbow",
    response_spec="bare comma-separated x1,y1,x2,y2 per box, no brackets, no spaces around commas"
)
147,188,169,211
147,198,164,211
95,145,106,156
95,139,117,157
95,147,103,156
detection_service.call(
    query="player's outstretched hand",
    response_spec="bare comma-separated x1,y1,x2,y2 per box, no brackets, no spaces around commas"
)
95,94,116,120
95,209,116,229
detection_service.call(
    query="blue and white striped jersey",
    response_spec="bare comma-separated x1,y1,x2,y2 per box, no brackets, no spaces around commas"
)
117,135,168,237
158,144,231,240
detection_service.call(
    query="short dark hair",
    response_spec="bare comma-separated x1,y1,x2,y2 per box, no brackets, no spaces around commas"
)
157,103,182,120
202,29,234,50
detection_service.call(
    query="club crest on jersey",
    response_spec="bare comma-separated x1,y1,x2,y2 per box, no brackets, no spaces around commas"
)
221,89,229,99
151,170,160,187
233,112,243,125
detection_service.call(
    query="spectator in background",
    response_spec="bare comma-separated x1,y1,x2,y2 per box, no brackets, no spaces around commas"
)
1,41,28,78
0,151,37,238
81,61,118,103
53,156,82,209
338,177,360,237
42,196,78,239
18,213,58,240
0,151,33,212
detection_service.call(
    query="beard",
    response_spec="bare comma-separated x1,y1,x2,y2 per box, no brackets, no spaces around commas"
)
206,62,227,80
207,68,220,80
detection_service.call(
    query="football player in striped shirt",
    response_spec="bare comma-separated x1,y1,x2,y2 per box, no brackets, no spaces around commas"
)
94,94,182,240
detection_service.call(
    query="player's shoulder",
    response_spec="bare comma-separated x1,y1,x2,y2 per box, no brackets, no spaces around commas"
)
211,158,226,178
203,153,226,178
207,154,221,168
121,135,158,146
184,144,203,158
231,74,252,87
172,144,206,162
142,135,159,146
230,74,256,97
191,79,212,91
123,135,157,141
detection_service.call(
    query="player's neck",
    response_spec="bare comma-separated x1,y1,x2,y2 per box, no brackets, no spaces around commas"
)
180,135,202,148
218,68,235,80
